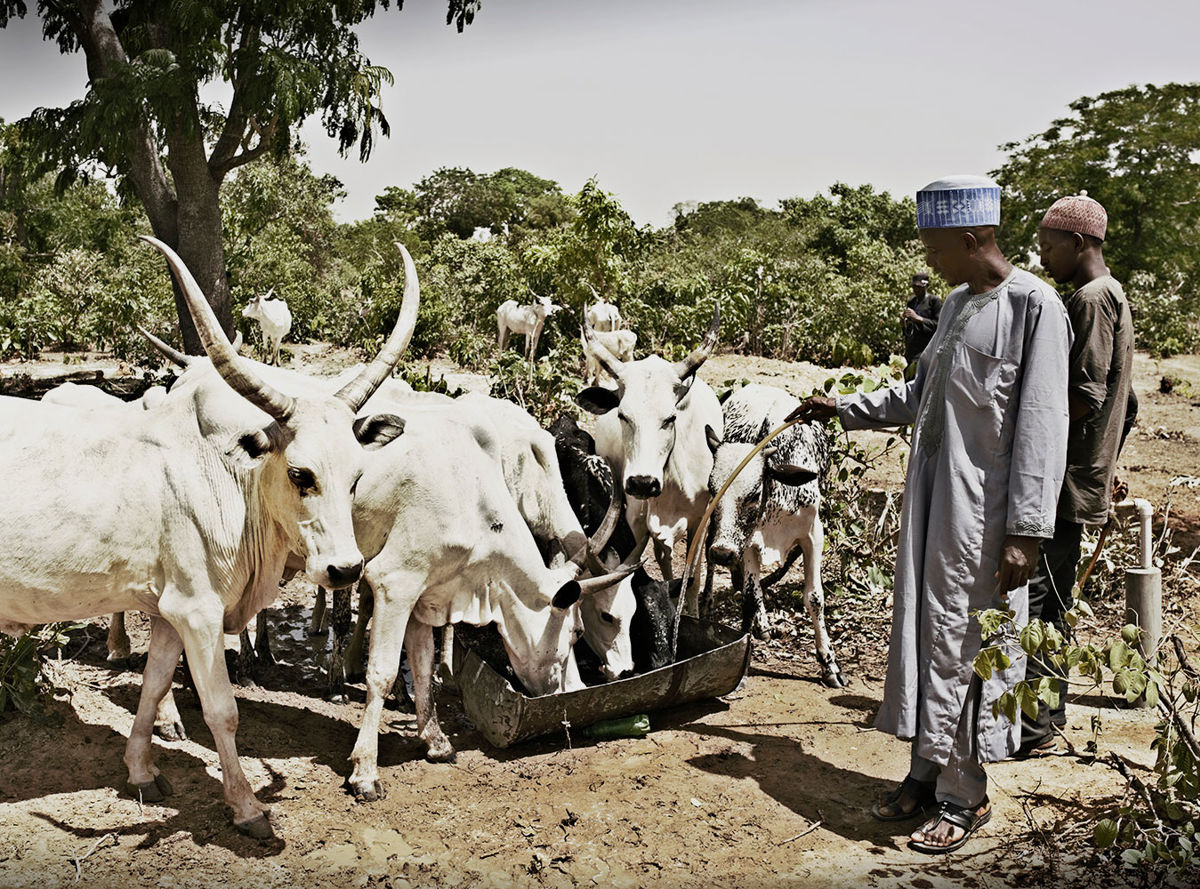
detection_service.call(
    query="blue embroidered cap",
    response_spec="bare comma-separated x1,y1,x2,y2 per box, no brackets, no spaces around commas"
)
916,175,1002,229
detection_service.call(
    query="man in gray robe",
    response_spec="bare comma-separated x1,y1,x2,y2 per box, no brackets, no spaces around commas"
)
789,174,1071,854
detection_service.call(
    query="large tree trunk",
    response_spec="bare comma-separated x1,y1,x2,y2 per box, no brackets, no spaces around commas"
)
73,0,233,355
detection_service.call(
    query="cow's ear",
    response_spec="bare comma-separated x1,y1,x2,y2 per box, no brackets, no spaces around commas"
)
667,578,684,599
354,413,406,450
576,387,619,415
229,427,278,468
767,462,818,486
674,374,696,406
705,424,722,454
552,580,582,610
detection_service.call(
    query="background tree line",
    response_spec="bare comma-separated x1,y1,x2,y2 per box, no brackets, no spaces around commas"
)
0,0,1196,369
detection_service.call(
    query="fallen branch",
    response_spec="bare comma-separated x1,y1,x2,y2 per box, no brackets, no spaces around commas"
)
779,811,825,844
72,833,117,884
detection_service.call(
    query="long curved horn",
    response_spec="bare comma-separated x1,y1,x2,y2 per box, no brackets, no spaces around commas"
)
138,325,191,368
140,235,296,421
336,242,420,411
582,322,625,381
673,303,721,380
576,524,650,598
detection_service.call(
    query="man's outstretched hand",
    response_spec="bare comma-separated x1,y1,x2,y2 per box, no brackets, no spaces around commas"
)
786,396,838,424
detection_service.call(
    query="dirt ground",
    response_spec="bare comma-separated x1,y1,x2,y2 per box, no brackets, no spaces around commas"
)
1,346,1198,889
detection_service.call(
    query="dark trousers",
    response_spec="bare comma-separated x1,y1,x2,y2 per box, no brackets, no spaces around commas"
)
1022,518,1083,743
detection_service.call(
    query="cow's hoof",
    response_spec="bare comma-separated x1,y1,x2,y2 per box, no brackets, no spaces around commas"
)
424,745,456,764
234,814,275,841
126,773,173,803
351,780,384,802
328,692,348,704
753,627,771,643
155,721,187,742
106,654,132,670
822,670,846,689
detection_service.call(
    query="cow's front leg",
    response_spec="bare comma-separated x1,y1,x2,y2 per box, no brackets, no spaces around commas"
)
405,620,454,761
309,587,329,636
801,513,843,687
124,617,183,802
344,583,373,682
327,583,354,701
741,548,771,641
348,573,417,802
169,601,273,839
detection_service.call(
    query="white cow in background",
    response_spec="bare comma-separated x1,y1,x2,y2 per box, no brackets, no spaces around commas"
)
0,237,419,840
497,294,561,361
585,288,623,332
242,288,292,365
582,328,637,387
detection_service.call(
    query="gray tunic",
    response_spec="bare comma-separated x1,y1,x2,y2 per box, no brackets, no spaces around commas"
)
837,268,1070,765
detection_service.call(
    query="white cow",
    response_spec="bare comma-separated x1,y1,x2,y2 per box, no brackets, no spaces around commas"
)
345,409,637,799
0,237,418,840
496,295,561,361
576,309,724,617
585,291,622,332
242,288,292,365
582,328,637,387
703,384,843,687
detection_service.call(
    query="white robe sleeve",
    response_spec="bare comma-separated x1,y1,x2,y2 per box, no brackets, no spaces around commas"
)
1006,290,1071,538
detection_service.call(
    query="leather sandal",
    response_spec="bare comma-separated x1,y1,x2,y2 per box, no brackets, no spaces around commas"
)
871,775,936,822
908,797,992,854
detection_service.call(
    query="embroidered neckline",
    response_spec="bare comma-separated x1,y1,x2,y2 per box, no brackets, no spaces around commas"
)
915,269,1017,453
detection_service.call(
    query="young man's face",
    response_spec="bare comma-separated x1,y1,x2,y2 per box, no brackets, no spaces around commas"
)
919,228,973,287
1038,226,1080,285
911,275,929,298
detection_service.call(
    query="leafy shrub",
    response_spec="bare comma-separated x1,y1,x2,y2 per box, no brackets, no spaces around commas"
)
0,623,76,716
1126,270,1200,358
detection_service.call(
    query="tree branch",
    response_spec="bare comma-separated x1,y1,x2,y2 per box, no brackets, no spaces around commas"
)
208,22,260,177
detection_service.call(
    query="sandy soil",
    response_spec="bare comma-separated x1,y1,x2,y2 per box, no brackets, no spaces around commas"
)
0,347,1196,889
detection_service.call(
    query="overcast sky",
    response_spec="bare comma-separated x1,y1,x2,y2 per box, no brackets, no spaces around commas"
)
2,0,1197,227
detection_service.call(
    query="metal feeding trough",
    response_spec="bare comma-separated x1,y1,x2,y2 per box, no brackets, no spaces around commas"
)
452,617,751,748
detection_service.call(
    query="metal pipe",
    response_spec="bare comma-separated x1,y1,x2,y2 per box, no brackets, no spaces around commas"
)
1123,498,1161,707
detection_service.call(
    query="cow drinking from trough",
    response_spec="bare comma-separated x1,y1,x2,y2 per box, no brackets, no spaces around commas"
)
344,409,639,799
496,294,562,361
0,237,419,839
576,308,724,616
703,383,843,687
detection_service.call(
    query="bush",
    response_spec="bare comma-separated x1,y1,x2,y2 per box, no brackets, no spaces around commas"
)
0,623,76,716
1127,270,1200,358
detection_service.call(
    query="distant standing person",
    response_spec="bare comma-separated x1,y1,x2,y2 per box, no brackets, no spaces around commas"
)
789,174,1070,854
1017,193,1136,757
901,271,942,364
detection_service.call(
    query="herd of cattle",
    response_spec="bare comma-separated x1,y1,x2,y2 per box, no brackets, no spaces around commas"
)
0,239,842,840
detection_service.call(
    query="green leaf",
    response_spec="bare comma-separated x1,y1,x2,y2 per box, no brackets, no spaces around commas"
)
1121,624,1141,644
1095,818,1119,848
1000,693,1018,726
1017,684,1040,721
1109,639,1131,671
1020,621,1045,656
973,650,995,681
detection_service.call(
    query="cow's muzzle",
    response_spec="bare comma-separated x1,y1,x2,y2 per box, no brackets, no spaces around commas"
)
326,559,364,589
625,475,661,499
708,544,738,567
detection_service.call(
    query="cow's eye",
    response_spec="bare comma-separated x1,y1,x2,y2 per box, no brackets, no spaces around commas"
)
350,471,363,496
287,467,317,494
617,411,630,425
601,612,616,624
662,414,676,429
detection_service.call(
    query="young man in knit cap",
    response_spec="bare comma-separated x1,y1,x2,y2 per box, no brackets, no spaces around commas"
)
902,271,942,366
789,175,1071,853
1017,194,1136,756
